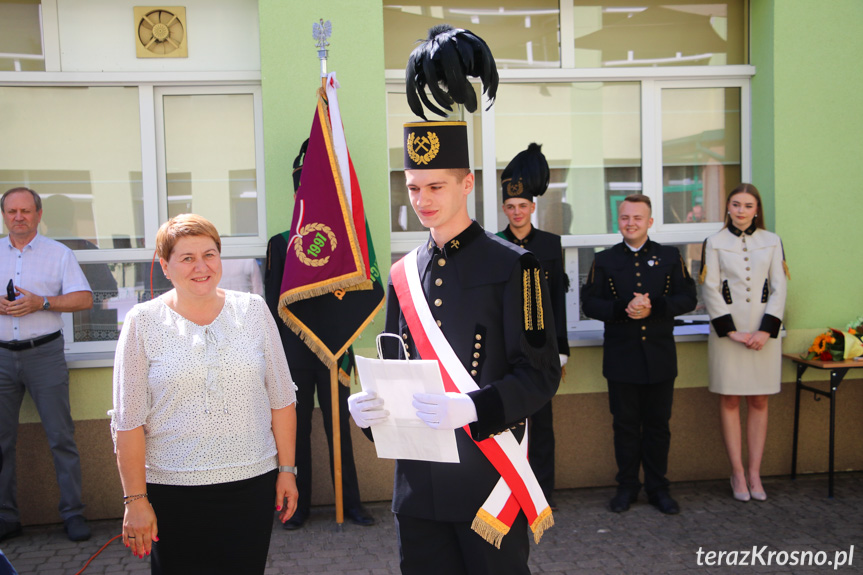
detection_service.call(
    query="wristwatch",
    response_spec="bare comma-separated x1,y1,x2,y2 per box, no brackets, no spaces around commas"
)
42,297,50,311
278,465,297,475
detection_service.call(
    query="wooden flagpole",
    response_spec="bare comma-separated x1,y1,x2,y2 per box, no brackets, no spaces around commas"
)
314,18,344,526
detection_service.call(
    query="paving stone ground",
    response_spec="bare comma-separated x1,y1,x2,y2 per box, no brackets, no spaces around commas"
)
3,472,861,574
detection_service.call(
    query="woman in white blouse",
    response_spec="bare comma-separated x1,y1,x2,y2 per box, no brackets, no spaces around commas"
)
111,214,298,574
701,184,787,503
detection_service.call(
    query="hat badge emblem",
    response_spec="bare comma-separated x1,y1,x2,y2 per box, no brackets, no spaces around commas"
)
506,178,524,197
407,131,441,165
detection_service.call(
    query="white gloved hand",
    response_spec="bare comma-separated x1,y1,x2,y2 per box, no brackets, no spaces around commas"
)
412,392,478,430
347,390,389,429
559,354,568,368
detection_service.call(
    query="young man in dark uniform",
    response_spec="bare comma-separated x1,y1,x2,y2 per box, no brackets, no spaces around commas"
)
348,123,560,574
581,194,697,515
496,143,569,508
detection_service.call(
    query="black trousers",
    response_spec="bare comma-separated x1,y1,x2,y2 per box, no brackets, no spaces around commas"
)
528,399,555,499
395,512,530,575
147,469,277,575
293,367,363,517
607,379,675,495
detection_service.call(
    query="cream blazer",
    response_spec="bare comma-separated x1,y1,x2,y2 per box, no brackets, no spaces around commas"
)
702,227,787,395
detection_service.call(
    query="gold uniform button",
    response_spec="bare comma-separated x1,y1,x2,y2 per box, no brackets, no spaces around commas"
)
437,258,446,267
744,257,749,262
641,325,646,331
519,421,525,426
746,298,751,302
402,333,408,340
746,277,750,281
475,334,482,341
470,370,477,376
635,262,640,267
434,299,442,307
641,336,646,341
472,361,478,367
473,352,480,358
475,343,482,349
636,282,642,287
435,278,443,286
743,247,748,252
405,352,411,358
634,253,639,257
746,287,751,292
436,320,442,327
746,267,751,271
636,272,641,277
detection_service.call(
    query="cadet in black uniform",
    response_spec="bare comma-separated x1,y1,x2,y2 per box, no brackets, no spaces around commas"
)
264,143,374,530
581,194,697,515
349,118,560,575
496,143,569,508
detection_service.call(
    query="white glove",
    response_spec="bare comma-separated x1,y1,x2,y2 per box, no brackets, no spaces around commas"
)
412,392,478,430
347,390,388,429
559,354,568,368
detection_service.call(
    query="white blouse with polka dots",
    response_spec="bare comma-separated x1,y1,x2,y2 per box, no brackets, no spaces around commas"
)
111,290,297,486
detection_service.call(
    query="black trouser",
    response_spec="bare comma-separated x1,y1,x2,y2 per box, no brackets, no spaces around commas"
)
528,399,555,499
293,367,363,516
395,512,530,575
607,379,675,495
148,469,277,575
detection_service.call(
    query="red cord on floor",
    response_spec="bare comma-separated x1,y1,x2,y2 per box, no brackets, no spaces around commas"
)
74,534,123,575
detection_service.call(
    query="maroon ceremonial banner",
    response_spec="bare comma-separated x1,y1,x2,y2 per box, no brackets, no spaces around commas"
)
279,93,368,304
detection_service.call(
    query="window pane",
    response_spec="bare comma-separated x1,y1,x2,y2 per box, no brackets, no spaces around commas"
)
495,82,641,235
384,1,561,70
662,87,741,225
669,242,707,316
72,261,170,342
387,90,483,233
0,1,44,71
0,87,144,249
163,94,259,238
573,1,746,68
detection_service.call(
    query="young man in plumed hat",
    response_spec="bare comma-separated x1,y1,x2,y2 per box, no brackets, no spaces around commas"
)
348,25,560,575
497,143,569,509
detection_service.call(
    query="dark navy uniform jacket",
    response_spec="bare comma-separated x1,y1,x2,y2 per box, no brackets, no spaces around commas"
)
581,239,697,384
382,221,560,522
498,225,570,356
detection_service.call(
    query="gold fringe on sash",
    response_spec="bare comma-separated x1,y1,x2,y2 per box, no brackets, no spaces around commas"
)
782,260,791,280
698,264,707,285
471,509,510,549
530,506,555,544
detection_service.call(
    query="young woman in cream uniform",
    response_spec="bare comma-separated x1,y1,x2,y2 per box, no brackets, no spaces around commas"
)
701,183,788,502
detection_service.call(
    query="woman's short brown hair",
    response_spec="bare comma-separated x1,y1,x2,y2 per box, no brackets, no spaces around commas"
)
156,214,222,261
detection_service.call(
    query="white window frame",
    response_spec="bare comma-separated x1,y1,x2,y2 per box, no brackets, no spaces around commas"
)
385,67,754,337
0,74,266,358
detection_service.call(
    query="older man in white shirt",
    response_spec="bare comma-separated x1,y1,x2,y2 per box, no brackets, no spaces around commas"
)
0,187,93,543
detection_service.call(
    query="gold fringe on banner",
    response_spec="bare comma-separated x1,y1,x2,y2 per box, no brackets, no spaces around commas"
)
530,506,554,544
471,509,510,549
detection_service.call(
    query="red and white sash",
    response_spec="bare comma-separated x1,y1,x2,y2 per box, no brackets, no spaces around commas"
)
390,249,553,548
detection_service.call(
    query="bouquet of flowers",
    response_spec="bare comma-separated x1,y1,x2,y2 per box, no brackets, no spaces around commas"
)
804,315,863,361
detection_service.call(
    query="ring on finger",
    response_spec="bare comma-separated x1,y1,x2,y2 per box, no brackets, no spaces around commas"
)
127,535,136,539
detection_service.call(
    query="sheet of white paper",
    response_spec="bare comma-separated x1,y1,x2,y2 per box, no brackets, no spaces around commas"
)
355,355,460,463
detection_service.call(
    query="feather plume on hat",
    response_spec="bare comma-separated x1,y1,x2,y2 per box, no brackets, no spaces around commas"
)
405,24,499,120
501,143,550,201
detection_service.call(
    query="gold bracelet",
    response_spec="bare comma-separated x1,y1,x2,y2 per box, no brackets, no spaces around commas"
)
123,493,148,505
